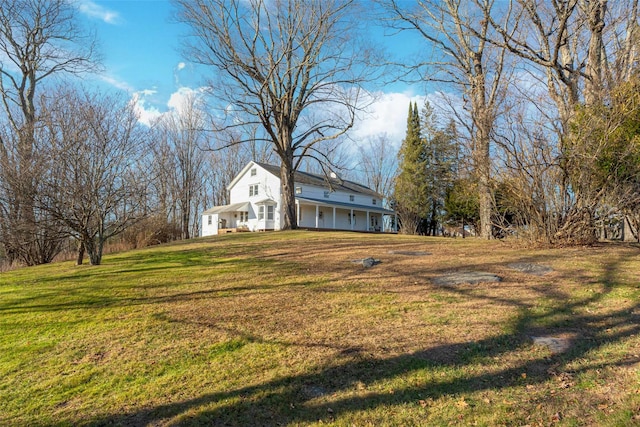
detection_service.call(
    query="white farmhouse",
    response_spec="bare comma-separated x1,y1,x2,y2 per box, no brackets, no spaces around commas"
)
201,161,397,236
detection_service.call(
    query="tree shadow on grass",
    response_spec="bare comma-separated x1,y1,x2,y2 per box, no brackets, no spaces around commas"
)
84,306,640,426
83,251,640,426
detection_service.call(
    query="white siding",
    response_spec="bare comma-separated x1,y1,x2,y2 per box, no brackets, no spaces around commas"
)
202,213,219,236
228,163,282,231
202,161,391,236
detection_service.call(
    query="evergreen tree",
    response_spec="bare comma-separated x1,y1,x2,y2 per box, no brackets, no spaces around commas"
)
445,178,480,237
394,102,429,234
394,101,459,235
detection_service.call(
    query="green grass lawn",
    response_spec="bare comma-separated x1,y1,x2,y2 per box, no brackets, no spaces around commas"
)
1,231,639,426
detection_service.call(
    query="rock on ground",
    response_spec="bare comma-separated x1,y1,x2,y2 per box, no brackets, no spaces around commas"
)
432,271,501,285
508,262,553,276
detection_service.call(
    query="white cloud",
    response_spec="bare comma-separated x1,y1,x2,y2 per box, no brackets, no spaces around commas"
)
167,86,208,114
100,74,134,92
130,91,162,126
131,86,209,126
349,90,466,148
167,87,196,112
76,0,121,24
177,62,186,71
350,91,426,146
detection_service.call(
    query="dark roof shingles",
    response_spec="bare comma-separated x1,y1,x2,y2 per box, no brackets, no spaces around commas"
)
255,163,380,198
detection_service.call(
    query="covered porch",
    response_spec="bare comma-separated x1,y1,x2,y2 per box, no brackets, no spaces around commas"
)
295,197,397,233
202,202,251,235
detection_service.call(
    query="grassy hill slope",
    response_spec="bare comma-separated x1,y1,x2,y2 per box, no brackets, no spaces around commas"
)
1,231,639,426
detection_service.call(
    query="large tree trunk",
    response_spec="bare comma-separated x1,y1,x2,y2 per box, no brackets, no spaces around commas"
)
84,238,103,266
279,151,297,230
476,111,493,240
584,0,607,105
76,241,85,265
471,64,494,240
181,198,190,240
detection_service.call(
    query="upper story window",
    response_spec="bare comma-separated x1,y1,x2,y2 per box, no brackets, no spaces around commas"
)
250,168,257,176
295,187,302,194
324,190,330,198
349,195,355,202
372,198,377,205
249,184,259,197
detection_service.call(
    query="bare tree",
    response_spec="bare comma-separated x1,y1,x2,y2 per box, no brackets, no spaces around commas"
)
381,0,510,239
354,133,397,204
485,0,640,243
486,0,602,125
610,0,639,83
152,94,207,240
0,0,98,264
39,88,148,266
492,90,567,243
174,0,378,229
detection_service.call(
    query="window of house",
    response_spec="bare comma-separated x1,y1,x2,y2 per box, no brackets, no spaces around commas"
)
349,195,354,202
258,205,264,220
324,190,330,198
250,168,257,176
267,205,274,220
295,187,302,194
249,184,259,197
372,198,377,205
239,211,248,222
208,215,212,225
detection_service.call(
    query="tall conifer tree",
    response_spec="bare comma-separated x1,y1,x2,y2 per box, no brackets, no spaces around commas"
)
394,102,429,234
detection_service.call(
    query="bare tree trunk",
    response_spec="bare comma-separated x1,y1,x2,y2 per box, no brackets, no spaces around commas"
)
76,241,85,266
280,150,297,230
473,94,494,240
84,238,100,266
583,0,607,105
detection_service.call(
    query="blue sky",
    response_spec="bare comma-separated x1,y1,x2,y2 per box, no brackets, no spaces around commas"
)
79,0,429,146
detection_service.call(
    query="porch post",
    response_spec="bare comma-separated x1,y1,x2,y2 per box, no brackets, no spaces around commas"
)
350,209,354,230
296,200,300,224
315,204,319,229
332,206,336,229
394,213,398,232
366,211,370,232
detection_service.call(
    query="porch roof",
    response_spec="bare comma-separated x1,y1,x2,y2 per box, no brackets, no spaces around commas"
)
203,202,250,215
254,198,277,205
296,196,395,215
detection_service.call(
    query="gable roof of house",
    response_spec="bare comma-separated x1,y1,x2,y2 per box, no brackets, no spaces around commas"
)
254,162,381,198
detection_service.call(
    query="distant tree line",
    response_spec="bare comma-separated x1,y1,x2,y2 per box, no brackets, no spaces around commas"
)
0,0,272,266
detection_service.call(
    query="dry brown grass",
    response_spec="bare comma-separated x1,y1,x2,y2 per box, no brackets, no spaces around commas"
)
1,231,639,426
